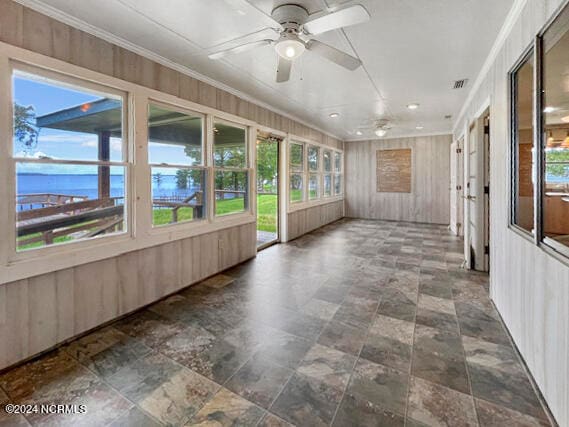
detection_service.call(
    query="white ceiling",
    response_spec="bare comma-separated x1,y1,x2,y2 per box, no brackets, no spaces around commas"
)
21,0,515,140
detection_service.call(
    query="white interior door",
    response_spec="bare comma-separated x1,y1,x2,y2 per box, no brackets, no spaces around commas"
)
450,138,464,236
450,142,458,234
466,114,489,271
457,138,464,237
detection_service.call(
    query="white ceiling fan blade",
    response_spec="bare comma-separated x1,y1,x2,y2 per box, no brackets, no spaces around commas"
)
209,39,273,60
276,57,292,83
209,27,279,50
306,40,362,70
303,5,370,35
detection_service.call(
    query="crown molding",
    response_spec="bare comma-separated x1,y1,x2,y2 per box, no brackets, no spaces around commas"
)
13,0,345,142
452,0,528,134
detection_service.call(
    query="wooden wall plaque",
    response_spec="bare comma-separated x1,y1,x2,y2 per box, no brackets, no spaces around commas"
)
377,149,412,193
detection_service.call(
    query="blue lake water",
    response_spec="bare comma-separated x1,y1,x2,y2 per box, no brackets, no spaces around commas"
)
17,174,199,210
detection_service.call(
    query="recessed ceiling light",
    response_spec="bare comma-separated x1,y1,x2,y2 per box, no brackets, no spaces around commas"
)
329,112,340,118
355,130,363,136
416,125,424,130
562,115,569,123
407,103,419,110
375,129,387,137
543,106,557,113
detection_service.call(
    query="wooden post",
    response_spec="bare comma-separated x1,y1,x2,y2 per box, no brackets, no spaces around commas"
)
98,130,111,200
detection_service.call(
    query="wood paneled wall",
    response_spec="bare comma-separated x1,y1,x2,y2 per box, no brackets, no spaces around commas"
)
286,201,344,241
0,223,256,370
345,135,452,224
0,0,344,371
453,0,569,424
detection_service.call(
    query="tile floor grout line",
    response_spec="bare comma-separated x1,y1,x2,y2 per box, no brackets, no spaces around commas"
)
403,251,421,427
328,254,408,427
450,273,482,427
60,342,167,427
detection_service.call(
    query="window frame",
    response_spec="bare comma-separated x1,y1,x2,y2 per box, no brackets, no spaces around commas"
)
9,62,133,259
0,43,258,283
508,43,536,239
286,135,344,213
212,117,252,217
334,151,344,196
508,0,569,263
147,99,208,228
289,140,306,204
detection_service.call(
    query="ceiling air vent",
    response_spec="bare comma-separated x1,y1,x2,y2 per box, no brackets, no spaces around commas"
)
452,79,469,89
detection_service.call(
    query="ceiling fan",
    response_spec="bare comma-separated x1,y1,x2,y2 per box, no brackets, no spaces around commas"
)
355,119,393,137
208,3,371,82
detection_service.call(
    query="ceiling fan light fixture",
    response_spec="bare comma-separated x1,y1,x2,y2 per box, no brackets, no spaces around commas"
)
355,130,363,136
375,128,387,137
275,37,305,60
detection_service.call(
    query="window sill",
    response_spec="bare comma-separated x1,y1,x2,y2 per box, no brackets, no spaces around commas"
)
288,196,344,213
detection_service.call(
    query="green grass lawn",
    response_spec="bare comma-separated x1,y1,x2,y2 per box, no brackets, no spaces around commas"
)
152,194,278,233
256,194,277,233
19,195,280,250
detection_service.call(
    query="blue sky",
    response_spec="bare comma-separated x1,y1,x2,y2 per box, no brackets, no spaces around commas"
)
14,75,193,174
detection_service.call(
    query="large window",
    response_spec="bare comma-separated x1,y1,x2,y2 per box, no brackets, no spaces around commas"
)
510,50,535,234
13,69,127,251
334,152,343,196
290,142,304,203
542,5,569,252
323,149,332,197
213,120,249,216
148,103,206,226
308,145,320,200
510,2,569,259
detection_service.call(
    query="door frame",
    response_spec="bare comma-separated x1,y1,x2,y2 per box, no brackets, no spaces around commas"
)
464,99,491,271
255,126,286,251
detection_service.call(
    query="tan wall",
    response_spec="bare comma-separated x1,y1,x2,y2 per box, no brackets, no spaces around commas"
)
345,135,452,224
287,200,344,241
0,0,344,370
452,0,569,424
0,223,256,370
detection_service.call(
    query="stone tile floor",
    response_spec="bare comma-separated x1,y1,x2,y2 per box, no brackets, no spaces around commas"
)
0,219,555,426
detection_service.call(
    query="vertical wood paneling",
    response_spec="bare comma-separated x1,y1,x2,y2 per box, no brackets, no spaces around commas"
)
27,274,57,356
287,201,343,241
453,0,569,424
345,135,451,224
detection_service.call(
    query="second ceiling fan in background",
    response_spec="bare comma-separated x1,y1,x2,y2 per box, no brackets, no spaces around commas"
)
209,2,370,82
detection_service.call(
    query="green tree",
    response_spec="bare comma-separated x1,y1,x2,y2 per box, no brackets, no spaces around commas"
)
546,149,569,178
256,140,278,193
14,103,39,152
